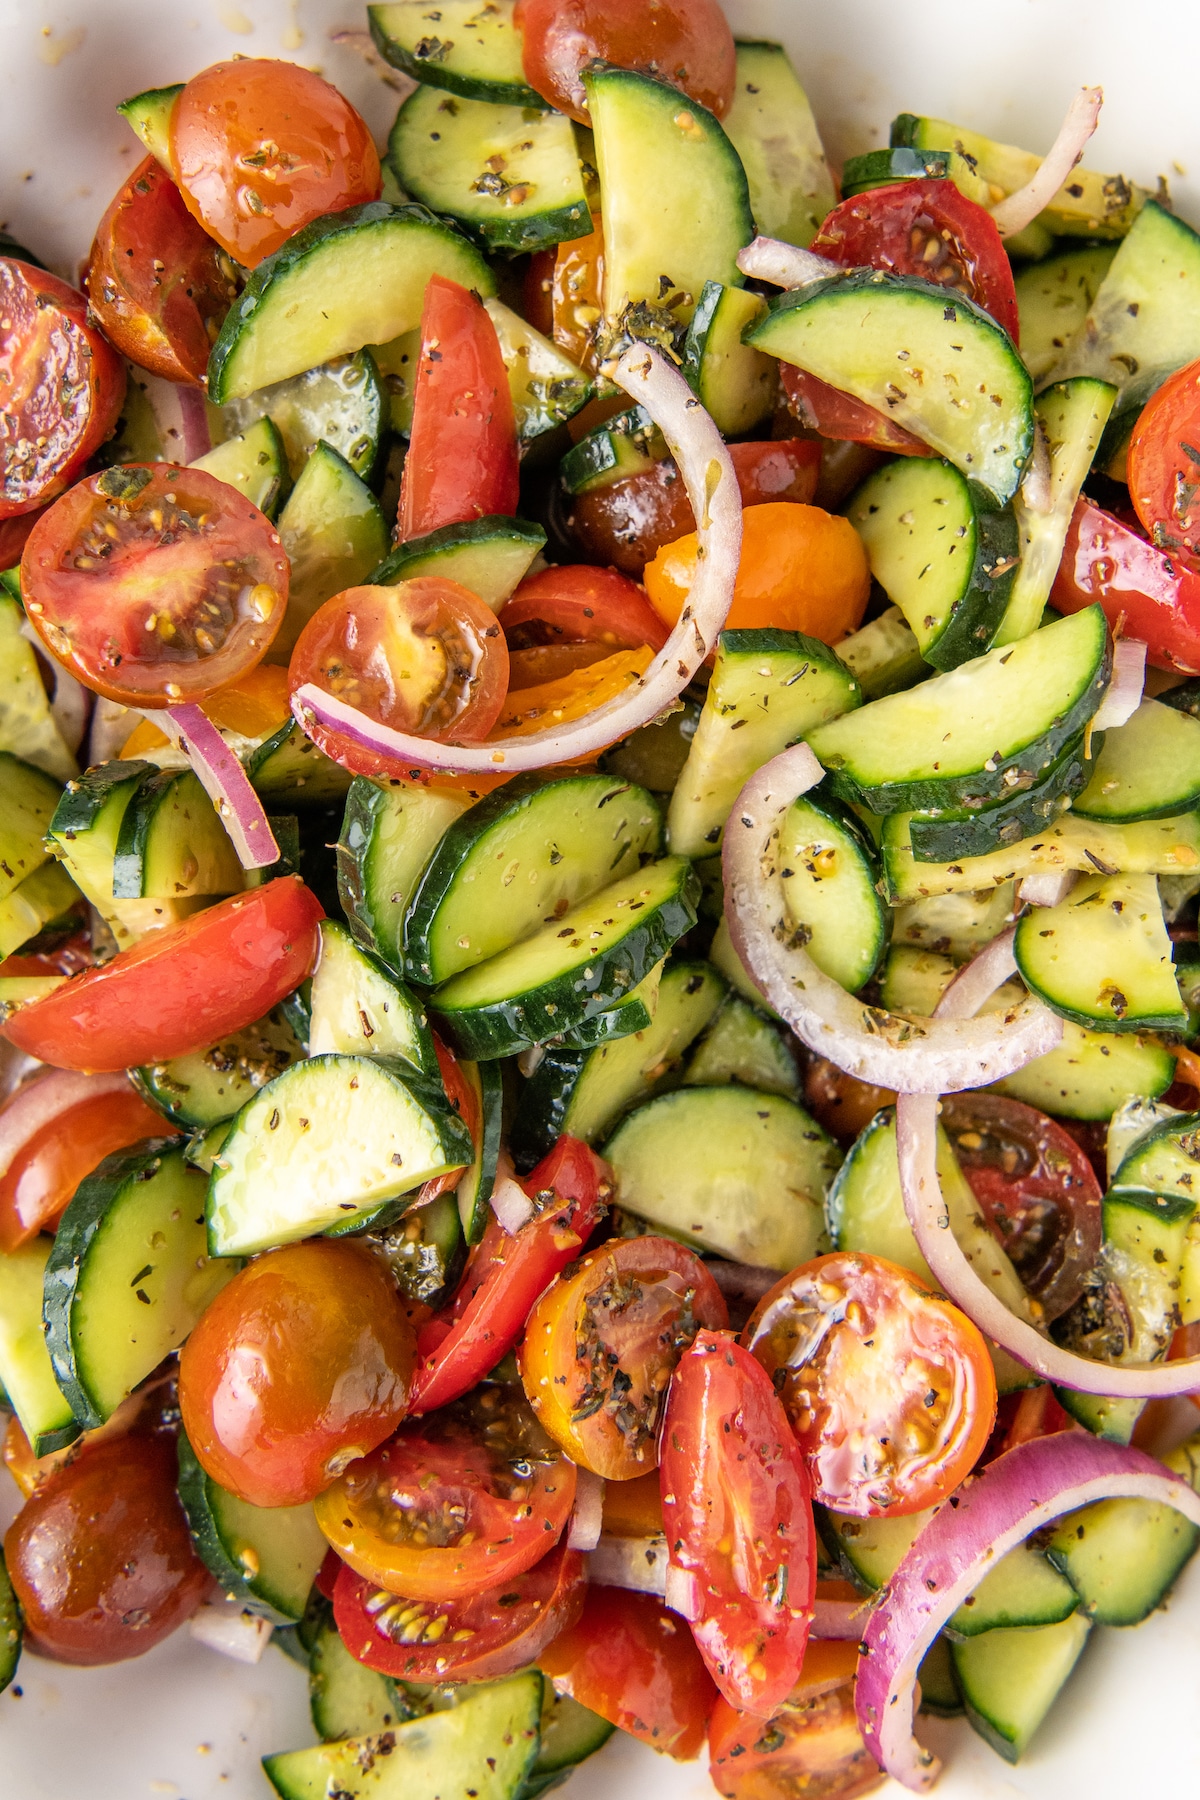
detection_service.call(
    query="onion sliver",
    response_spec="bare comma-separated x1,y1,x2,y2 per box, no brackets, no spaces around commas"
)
736,235,839,288
812,1595,867,1642
291,345,741,775
588,1533,669,1598
177,383,213,464
991,87,1104,237
856,1432,1200,1791
161,703,279,870
722,744,1063,1092
566,1468,605,1552
1092,636,1147,730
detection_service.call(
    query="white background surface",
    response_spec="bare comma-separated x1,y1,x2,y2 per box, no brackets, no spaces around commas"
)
3,1,1200,1795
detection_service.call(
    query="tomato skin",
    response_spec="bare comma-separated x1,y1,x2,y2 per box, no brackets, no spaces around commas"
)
0,260,126,519
709,1675,881,1800
538,1585,717,1759
411,1136,610,1416
0,501,49,565
3,1433,208,1665
1050,495,1200,673
170,59,381,268
2,877,324,1072
179,1239,416,1508
552,213,605,371
803,1059,896,1145
503,564,670,654
660,1330,816,1716
781,363,937,457
519,1236,728,1479
516,0,736,124
601,1466,665,1537
399,276,520,542
84,156,237,384
413,1035,481,1206
1128,358,1200,555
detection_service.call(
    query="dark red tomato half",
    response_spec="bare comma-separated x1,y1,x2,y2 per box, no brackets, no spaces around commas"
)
709,1671,881,1800
503,564,670,654
812,179,1020,342
0,502,49,567
1051,495,1200,673
0,260,126,519
780,364,938,458
515,0,736,124
85,155,238,384
1128,358,1200,556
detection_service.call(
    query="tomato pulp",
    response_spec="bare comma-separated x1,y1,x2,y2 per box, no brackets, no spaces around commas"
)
1051,495,1200,673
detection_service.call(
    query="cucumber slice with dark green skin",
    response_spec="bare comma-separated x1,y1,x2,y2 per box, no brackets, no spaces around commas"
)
308,919,436,1076
709,914,779,1017
431,855,699,1059
218,350,388,485
998,1028,1175,1121
117,82,182,169
191,415,291,519
0,1547,19,1695
845,457,1019,669
823,1504,930,1588
1014,246,1118,383
451,1059,504,1244
1109,1109,1200,1208
337,779,473,971
370,515,546,611
555,961,662,1050
1055,1389,1146,1445
682,995,799,1099
748,272,1034,509
208,203,494,404
560,405,666,497
1048,1496,1199,1626
668,629,860,858
404,772,661,986
834,607,927,701
134,1007,304,1128
111,766,243,900
0,861,81,962
370,326,420,435
840,146,993,207
44,1141,238,1430
177,1431,328,1625
682,281,774,437
367,0,542,107
1052,201,1200,394
0,591,78,783
946,1544,1079,1638
952,1613,1092,1764
1095,367,1169,481
917,1636,962,1718
1073,699,1200,822
722,41,835,250
776,789,889,992
308,1612,415,1740
483,298,593,442
512,960,726,1167
906,732,1091,864
807,606,1110,815
1014,871,1186,1032
47,758,156,901
1101,1190,1194,1364
271,441,390,664
527,1689,615,1791
601,696,701,797
605,1085,838,1270
0,753,63,902
0,1235,80,1455
389,87,590,256
246,719,354,808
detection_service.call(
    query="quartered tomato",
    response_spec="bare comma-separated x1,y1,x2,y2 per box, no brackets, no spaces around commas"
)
334,1537,587,1683
2,877,323,1072
84,156,237,384
0,260,126,518
743,1251,997,1516
21,463,288,705
519,1235,727,1479
1051,495,1200,673
1128,358,1200,555
781,363,937,458
169,59,381,267
601,1466,664,1537
709,1644,880,1800
516,0,736,124
0,502,49,566
660,1331,816,1716
119,660,292,759
314,1377,576,1597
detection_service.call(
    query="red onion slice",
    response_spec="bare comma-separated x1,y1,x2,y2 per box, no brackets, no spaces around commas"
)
812,1594,868,1641
177,383,213,465
566,1468,605,1552
1092,636,1147,730
991,87,1104,238
722,745,1063,1092
291,345,741,774
1016,870,1077,908
736,235,839,288
160,703,279,870
663,1561,702,1622
857,1433,1200,1790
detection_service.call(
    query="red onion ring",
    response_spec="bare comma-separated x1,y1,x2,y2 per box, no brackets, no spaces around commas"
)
489,1171,535,1236
812,1594,868,1641
1092,636,1147,729
290,345,741,774
160,703,279,870
991,87,1104,237
736,235,839,288
856,1432,1200,1790
177,383,213,464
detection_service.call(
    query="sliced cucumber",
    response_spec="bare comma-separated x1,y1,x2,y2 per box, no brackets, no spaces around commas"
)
484,297,592,441
946,1544,1079,1639
556,959,662,1049
825,1505,931,1589
177,1431,327,1625
748,272,1034,508
682,995,800,1099
1094,1190,1194,1371
207,1056,475,1256
44,1141,237,1429
776,790,889,991
208,203,494,404
0,861,80,962
845,457,1019,669
709,912,778,1016
0,591,77,782
0,753,62,902
604,1085,839,1270
892,885,1017,961
308,1612,412,1740
431,856,699,1058
1074,698,1200,822
134,1007,305,1129
1109,1110,1200,1209
905,733,1090,865
833,606,927,701
404,771,661,985
48,756,154,901
0,1234,79,1456
337,778,473,972
1047,1492,1199,1626
216,351,387,484
722,40,835,250
116,82,181,168
370,326,421,435
380,1189,464,1307
918,1636,962,1717
367,1,540,107
682,282,775,436
111,766,242,900
841,146,994,210
0,1546,19,1695
271,441,390,664
667,629,859,858
1052,200,1200,393
246,718,355,807
191,415,291,519
602,696,701,797
1014,871,1185,1032
370,515,546,611
453,1057,504,1244
1015,246,1118,382
309,919,436,1075
952,1614,1092,1763
560,404,666,497
530,1689,615,1788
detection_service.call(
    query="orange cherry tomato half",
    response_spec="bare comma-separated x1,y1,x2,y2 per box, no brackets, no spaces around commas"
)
552,212,605,372
518,1235,727,1479
709,1665,881,1800
515,0,736,124
491,645,654,740
601,1466,664,1538
334,1537,587,1683
803,1057,897,1145
21,463,288,706
660,1330,816,1716
169,59,381,268
0,259,126,519
538,1584,717,1758
314,1377,576,1598
84,156,237,384
179,1239,416,1508
1128,358,1200,556
743,1251,996,1517
2,877,323,1072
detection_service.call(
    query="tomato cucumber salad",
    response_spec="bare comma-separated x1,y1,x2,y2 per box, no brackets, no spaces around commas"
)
3,5,1200,1797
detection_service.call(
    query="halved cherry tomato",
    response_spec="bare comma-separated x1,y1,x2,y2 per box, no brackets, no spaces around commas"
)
334,1537,587,1682
179,1239,416,1508
169,59,381,268
999,1382,1073,1453
0,260,126,519
940,1093,1103,1323
516,0,736,124
411,1136,610,1416
2,1369,179,1500
660,1330,816,1716
503,564,670,655
22,463,288,705
1051,495,1200,673
743,1251,997,1516
314,1377,575,1597
414,1035,481,1206
538,1585,717,1758
552,212,605,371
519,1235,727,1478
709,1661,880,1800
84,156,237,384
288,578,510,776
803,1058,896,1145
491,645,655,739
1128,358,1200,555
399,276,519,542
2,876,323,1072
781,363,937,457
1169,1321,1200,1412
0,502,49,566
601,1466,664,1537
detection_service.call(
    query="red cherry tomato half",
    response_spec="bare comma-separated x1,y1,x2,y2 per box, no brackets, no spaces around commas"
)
502,564,670,655
709,1657,880,1800
0,260,126,519
743,1251,997,1517
411,1135,610,1416
414,1035,481,1206
0,502,49,567
170,59,381,268
21,463,288,705
1128,358,1200,556
1051,496,1200,673
334,1537,587,1683
781,364,937,458
2,877,324,1072
538,1584,717,1759
515,0,736,124
660,1330,816,1717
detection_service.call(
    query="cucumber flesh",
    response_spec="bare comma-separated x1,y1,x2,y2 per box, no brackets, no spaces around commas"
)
1051,200,1200,394
722,41,835,250
134,1006,305,1129
833,606,927,701
369,516,547,612
308,1614,413,1741
190,415,290,518
1014,246,1118,382
111,766,243,900
776,790,889,992
0,752,62,903
246,718,355,808
946,1542,1078,1638
905,732,1091,865
116,83,181,169
842,146,994,210
952,1613,1092,1763
682,281,775,436
0,861,80,962
337,778,473,973
483,297,592,442
270,442,389,664
892,885,1016,962
1014,871,1186,1032
177,1432,328,1625
367,1,541,107
1074,698,1200,822
453,1057,504,1244
308,918,436,1076
1048,1487,1200,1626
0,592,78,782
1110,1109,1200,1208
682,995,800,1099
215,350,387,484
0,1234,80,1456
554,960,662,1050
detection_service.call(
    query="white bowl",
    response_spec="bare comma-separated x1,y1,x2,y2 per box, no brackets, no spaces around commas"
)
2,1,1199,1795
